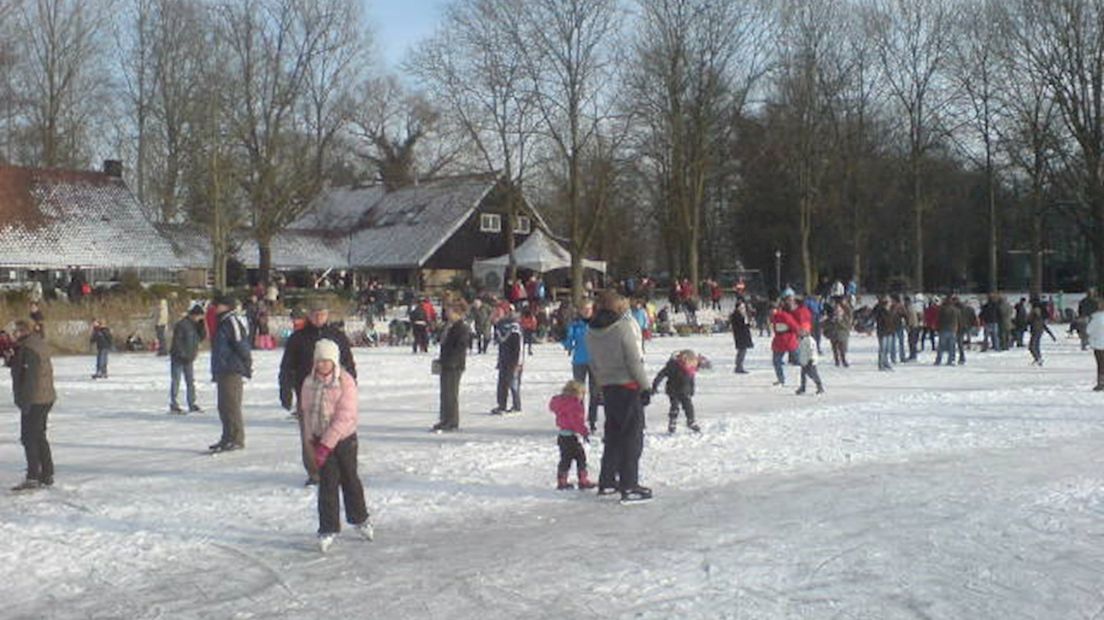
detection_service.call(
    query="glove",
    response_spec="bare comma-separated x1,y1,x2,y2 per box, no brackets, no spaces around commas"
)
279,385,293,411
313,442,332,470
640,389,651,407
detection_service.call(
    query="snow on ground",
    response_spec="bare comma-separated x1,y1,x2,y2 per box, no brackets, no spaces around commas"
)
2,322,1104,619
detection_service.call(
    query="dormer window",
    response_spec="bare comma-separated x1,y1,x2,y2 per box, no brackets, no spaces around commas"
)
480,213,502,232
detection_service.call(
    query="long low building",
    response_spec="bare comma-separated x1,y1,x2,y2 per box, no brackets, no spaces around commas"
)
0,163,563,290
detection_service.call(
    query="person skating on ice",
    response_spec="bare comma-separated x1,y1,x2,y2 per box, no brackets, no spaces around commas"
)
794,330,824,395
652,350,701,433
208,294,252,453
434,299,471,432
548,380,595,490
10,320,56,491
1027,300,1056,366
730,297,753,374
299,339,373,552
491,308,524,414
770,291,801,386
169,304,206,414
89,319,113,379
563,301,601,431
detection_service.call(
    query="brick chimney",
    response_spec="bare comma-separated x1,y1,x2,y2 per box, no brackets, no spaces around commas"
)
103,160,123,178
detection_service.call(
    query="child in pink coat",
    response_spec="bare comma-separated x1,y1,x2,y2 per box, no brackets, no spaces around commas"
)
299,339,372,552
548,381,595,490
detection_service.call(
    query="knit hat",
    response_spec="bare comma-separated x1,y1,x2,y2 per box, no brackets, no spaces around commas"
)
313,339,340,365
188,304,205,316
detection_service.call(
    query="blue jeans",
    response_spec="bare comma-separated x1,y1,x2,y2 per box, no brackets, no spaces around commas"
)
95,349,109,376
935,331,956,365
892,328,905,363
878,335,894,369
170,357,196,409
772,351,787,384
984,323,999,350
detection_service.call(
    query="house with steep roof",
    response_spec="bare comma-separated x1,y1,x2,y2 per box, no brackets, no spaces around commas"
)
165,173,548,290
294,173,546,288
0,162,182,288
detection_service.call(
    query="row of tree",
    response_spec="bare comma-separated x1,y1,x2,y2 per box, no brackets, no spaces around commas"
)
1,0,1103,299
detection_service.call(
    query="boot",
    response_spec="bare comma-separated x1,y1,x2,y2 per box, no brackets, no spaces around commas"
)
667,418,677,433
577,468,596,490
557,472,574,490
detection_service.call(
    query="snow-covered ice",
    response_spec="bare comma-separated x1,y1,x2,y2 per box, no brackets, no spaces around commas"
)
3,327,1104,619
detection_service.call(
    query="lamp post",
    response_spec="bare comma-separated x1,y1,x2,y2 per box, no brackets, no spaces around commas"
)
774,249,782,293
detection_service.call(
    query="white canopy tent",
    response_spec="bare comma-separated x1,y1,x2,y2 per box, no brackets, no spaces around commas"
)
472,230,606,291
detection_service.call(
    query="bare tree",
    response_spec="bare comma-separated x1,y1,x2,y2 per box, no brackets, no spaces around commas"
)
0,0,24,162
627,0,770,290
16,0,112,168
1011,0,1104,288
951,0,1006,292
351,75,456,190
868,0,957,290
775,0,847,293
515,0,620,305
410,0,541,284
219,0,361,284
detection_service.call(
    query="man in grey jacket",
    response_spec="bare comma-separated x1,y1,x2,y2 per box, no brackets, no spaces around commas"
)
587,291,653,503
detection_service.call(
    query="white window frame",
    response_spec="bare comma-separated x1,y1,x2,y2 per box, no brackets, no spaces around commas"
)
513,215,531,234
480,213,502,232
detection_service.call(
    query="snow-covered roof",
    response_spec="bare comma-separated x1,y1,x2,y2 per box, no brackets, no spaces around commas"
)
297,174,498,269
158,225,350,270
0,165,183,269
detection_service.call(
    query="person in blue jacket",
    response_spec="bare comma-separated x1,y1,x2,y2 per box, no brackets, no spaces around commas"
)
209,294,253,452
563,300,600,431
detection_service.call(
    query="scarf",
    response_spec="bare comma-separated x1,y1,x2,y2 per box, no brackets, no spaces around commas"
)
306,367,341,440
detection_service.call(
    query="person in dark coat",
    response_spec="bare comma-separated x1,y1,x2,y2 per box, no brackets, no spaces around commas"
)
1028,302,1057,365
652,350,701,433
729,299,753,374
434,300,471,432
935,296,961,366
209,294,252,452
169,304,207,414
872,296,895,371
956,299,977,365
89,319,113,379
491,312,524,414
10,320,56,491
279,299,357,483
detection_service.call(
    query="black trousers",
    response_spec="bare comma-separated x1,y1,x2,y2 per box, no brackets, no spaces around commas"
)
20,402,54,483
477,332,490,354
907,328,920,359
412,325,429,353
667,393,695,422
439,369,462,428
1095,350,1104,386
1029,332,1043,363
557,435,587,476
598,386,645,491
800,363,822,391
734,348,747,371
318,434,369,535
572,363,600,425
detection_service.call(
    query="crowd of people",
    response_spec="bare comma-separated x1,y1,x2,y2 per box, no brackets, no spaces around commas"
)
8,273,1104,551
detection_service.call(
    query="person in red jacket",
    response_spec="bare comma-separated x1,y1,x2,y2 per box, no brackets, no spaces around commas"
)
922,299,940,352
771,291,803,386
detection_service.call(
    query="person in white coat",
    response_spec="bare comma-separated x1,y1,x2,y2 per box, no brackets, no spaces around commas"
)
1086,300,1104,391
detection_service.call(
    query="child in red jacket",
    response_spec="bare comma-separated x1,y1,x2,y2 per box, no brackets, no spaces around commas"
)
548,381,595,490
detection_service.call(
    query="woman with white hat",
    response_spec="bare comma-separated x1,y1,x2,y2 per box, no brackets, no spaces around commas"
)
299,338,373,552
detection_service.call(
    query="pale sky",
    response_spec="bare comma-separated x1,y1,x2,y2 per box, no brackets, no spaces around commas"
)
365,0,445,70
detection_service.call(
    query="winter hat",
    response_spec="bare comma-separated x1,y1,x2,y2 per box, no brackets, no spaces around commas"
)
213,292,236,308
313,339,340,365
781,287,795,299
188,304,205,316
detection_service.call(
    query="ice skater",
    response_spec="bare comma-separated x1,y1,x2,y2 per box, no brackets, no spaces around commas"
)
548,381,595,490
300,339,373,552
1028,302,1056,366
652,349,701,433
795,330,824,395
89,319,113,379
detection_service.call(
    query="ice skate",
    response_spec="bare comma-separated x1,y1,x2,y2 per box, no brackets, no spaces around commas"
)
667,419,677,434
10,479,42,493
356,518,375,542
318,533,336,553
620,486,653,505
686,421,701,433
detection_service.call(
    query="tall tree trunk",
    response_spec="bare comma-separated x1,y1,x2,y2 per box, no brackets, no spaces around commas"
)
912,155,924,290
257,238,272,286
1029,206,1043,298
987,153,997,292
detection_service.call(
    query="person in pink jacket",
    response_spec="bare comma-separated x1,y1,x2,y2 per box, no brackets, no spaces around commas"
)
299,339,373,552
548,380,595,490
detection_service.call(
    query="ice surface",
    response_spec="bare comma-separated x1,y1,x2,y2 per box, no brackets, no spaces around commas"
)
2,324,1103,618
